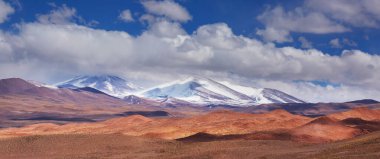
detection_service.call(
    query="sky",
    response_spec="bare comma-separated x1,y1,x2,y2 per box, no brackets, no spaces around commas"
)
1,0,380,102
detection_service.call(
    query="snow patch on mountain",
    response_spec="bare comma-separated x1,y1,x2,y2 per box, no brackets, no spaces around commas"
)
219,81,272,104
28,80,58,89
57,75,141,98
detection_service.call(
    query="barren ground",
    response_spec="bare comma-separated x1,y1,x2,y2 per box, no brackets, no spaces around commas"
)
0,131,379,159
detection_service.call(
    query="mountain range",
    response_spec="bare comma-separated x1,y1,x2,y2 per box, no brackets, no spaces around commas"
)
57,75,304,106
1,76,378,128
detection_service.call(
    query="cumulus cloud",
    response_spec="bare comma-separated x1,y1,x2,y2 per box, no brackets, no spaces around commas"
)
1,4,380,102
119,9,134,22
0,0,14,23
5,21,380,88
141,0,191,22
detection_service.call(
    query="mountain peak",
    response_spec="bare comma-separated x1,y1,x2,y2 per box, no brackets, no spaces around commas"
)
0,78,37,94
0,78,28,83
183,76,212,81
57,75,141,98
165,76,213,86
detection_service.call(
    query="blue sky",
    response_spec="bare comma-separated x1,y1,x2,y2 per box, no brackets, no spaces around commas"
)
1,0,380,102
3,0,380,55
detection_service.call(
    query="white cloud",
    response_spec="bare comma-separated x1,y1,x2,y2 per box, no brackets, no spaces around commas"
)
257,6,348,43
306,0,380,28
36,4,98,26
139,14,156,24
342,38,357,47
257,0,380,43
0,0,14,23
258,6,348,34
329,38,357,48
6,22,380,89
147,20,186,38
37,4,77,24
141,0,191,22
298,36,313,49
119,9,134,22
330,38,342,48
256,27,292,43
0,31,13,60
194,23,246,50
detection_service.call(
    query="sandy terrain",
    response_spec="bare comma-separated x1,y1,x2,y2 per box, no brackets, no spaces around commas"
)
0,132,379,159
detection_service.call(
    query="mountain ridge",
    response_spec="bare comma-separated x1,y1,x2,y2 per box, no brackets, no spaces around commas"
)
139,76,305,106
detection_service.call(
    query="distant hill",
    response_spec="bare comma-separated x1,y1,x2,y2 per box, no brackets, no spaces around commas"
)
345,99,379,104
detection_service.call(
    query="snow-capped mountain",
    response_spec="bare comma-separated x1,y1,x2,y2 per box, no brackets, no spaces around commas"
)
57,75,141,98
139,77,304,106
56,75,304,106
